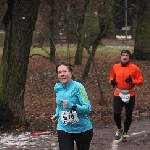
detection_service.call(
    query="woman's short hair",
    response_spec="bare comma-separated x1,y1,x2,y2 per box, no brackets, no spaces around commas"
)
56,61,76,80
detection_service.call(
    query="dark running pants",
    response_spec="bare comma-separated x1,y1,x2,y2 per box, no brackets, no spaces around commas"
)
113,96,135,133
57,129,93,150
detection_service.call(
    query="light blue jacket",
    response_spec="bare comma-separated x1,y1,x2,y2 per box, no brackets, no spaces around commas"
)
54,79,93,133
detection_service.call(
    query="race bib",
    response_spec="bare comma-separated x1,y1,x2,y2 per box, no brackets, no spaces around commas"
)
119,93,130,103
61,110,79,125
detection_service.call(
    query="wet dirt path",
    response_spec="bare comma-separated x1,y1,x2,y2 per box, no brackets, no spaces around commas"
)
0,118,150,150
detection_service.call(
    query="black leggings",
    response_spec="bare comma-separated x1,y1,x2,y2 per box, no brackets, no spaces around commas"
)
113,96,135,133
57,129,93,150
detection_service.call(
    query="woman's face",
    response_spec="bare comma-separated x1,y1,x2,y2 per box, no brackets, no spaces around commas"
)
57,65,72,86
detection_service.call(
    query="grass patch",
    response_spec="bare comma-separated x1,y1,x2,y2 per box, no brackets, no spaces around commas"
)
30,47,50,57
0,33,5,38
0,47,3,55
82,46,134,58
96,46,133,54
30,46,77,57
0,45,134,58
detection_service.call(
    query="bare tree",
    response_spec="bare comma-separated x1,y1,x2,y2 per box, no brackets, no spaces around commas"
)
0,0,40,130
82,0,113,78
133,0,150,60
74,0,90,65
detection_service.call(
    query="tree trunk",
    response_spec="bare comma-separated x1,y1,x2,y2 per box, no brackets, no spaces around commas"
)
74,36,84,65
82,36,101,80
49,0,56,63
82,1,111,105
74,0,90,65
82,35,105,105
133,0,150,60
0,0,40,130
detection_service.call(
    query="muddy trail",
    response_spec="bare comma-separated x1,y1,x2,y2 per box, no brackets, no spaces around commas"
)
0,117,150,150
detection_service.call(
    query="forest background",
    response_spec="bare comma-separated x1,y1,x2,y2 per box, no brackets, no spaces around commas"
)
0,0,150,132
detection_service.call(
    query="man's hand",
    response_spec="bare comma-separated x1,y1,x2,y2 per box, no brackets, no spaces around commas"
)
125,75,132,84
111,79,117,87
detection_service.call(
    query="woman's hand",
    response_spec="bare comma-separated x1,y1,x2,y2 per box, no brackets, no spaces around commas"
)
51,115,57,123
62,100,68,108
62,100,73,109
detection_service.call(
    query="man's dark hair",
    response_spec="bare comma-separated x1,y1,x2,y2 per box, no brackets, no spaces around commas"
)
121,50,131,58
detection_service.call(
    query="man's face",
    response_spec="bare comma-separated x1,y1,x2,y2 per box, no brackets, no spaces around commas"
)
121,53,130,63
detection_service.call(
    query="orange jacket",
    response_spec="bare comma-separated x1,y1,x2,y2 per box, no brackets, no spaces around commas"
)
110,63,144,96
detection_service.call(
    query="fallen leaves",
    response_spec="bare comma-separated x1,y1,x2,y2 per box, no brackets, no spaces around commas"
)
25,55,150,132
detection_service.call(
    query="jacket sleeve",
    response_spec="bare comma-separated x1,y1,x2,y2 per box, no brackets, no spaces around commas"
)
54,83,60,118
132,66,144,86
54,106,60,118
75,83,92,114
110,65,116,81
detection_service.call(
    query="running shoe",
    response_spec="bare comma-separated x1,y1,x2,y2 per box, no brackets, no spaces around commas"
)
115,129,123,140
122,133,129,142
